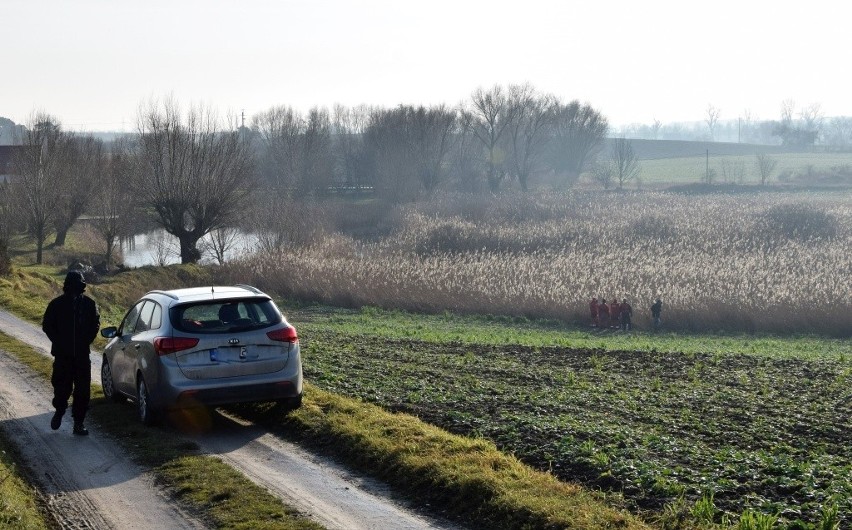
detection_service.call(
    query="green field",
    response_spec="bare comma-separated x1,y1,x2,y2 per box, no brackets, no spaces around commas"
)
633,152,852,186
292,305,852,527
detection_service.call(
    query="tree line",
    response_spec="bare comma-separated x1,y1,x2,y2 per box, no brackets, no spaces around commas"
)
0,85,610,268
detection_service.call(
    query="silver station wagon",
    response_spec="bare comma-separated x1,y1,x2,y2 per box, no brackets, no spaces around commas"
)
100,285,303,424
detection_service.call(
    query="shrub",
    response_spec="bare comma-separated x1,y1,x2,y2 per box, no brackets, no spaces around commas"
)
761,203,837,241
630,215,677,241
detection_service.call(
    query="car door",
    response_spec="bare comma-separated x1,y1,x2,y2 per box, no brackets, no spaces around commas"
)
110,301,144,396
128,300,161,389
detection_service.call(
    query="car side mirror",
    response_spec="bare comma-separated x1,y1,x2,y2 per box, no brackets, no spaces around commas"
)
101,326,117,339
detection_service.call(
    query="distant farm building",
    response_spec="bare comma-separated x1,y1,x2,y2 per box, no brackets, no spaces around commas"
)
0,145,27,183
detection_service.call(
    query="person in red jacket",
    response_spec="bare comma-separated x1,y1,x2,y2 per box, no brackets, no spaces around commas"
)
598,299,610,328
609,299,620,328
589,297,599,327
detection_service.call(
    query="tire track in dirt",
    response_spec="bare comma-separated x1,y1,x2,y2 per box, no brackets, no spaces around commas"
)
0,351,207,529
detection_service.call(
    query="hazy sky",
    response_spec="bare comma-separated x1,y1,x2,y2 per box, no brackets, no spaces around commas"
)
4,0,849,131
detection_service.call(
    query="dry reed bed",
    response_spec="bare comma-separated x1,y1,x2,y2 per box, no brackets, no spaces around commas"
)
226,191,852,335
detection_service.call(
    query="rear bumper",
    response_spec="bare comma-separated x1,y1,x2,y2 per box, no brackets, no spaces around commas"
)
150,351,303,409
176,381,301,407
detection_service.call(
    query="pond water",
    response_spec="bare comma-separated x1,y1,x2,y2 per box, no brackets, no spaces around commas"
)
119,229,259,267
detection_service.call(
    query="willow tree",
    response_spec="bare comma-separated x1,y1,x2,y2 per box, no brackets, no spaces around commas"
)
10,113,68,264
550,100,609,187
135,99,255,264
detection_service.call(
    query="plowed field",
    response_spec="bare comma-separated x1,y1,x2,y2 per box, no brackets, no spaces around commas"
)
304,329,851,525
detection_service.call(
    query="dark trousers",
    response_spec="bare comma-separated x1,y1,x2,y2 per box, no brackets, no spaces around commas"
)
51,355,92,422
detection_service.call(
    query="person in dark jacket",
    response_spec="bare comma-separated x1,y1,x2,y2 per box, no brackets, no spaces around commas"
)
42,271,100,435
620,298,633,331
651,298,663,331
598,299,610,329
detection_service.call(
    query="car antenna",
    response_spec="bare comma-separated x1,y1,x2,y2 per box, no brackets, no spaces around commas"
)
211,286,215,299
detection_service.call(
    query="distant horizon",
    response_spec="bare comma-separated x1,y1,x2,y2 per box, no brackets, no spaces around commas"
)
3,106,848,136
5,0,849,131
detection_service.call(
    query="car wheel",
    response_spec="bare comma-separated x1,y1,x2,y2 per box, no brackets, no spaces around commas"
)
100,356,125,403
136,375,159,426
275,394,303,413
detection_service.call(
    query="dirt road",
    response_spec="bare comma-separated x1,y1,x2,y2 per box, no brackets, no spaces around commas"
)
0,308,457,530
0,347,207,529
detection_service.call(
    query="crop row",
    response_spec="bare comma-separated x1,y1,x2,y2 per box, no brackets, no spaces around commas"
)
301,328,852,526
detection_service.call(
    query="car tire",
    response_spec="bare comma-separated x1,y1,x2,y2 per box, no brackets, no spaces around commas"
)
275,394,303,413
136,375,160,426
101,356,125,403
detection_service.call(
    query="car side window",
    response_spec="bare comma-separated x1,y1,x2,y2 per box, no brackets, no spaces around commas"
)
149,303,162,331
119,301,144,336
135,301,155,333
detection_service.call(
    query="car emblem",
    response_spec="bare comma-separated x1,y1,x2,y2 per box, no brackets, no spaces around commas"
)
228,338,240,345
239,347,247,360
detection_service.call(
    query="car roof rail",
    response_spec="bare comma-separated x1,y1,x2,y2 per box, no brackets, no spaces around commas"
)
234,284,263,295
147,290,179,300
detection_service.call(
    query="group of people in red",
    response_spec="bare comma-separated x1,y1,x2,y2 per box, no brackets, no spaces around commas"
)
589,297,633,331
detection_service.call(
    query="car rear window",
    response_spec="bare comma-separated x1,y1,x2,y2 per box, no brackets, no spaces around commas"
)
170,298,283,334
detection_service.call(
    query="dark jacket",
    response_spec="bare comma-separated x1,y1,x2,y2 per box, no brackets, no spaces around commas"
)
42,293,100,359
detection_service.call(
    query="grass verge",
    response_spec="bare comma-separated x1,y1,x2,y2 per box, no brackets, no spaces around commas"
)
230,385,649,529
0,436,49,530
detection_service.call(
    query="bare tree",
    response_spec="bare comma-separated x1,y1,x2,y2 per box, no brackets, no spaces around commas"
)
0,180,13,274
332,104,370,188
504,84,556,192
591,161,614,190
252,106,302,192
755,153,777,186
450,108,484,192
408,105,457,193
52,135,103,246
780,99,795,127
650,119,662,140
549,100,609,187
774,99,819,147
823,117,852,147
253,105,332,197
135,99,256,264
719,158,747,184
10,113,70,264
705,104,721,141
799,103,824,141
363,106,418,202
203,226,240,265
297,107,333,196
468,85,517,192
90,138,135,269
611,138,641,189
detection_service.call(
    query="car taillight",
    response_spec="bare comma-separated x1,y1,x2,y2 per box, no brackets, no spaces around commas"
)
153,337,199,356
267,326,298,343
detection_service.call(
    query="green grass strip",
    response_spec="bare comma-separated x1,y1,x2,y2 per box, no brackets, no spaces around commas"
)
232,385,650,530
0,437,49,530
